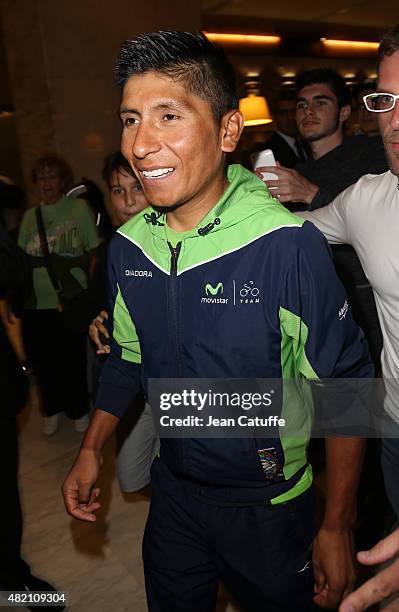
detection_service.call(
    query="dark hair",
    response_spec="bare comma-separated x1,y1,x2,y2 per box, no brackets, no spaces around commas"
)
102,152,135,186
115,31,238,122
378,22,399,67
32,154,74,191
296,68,351,108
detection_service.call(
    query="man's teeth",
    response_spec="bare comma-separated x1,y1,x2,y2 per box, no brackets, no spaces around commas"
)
142,168,173,178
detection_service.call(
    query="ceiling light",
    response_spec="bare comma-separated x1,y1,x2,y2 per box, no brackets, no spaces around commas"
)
321,38,379,51
239,77,273,127
204,32,280,45
239,95,272,126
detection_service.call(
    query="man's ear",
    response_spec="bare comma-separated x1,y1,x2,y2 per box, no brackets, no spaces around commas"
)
339,104,351,124
220,110,244,153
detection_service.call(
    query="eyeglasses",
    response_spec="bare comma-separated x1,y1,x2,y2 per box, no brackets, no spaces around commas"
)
363,93,399,113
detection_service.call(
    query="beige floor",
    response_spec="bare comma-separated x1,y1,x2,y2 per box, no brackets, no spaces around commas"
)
12,390,238,612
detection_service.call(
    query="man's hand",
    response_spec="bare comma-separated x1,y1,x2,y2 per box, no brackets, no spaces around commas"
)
89,310,110,354
339,528,399,611
313,525,357,609
255,163,319,204
62,448,102,522
62,409,119,521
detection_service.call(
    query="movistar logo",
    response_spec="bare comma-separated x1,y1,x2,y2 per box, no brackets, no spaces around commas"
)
205,282,223,296
202,282,228,304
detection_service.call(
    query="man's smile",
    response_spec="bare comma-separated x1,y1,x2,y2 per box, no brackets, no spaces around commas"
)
139,167,175,180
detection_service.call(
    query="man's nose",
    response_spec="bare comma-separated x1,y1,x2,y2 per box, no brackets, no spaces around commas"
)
132,121,161,159
304,104,316,116
390,99,399,129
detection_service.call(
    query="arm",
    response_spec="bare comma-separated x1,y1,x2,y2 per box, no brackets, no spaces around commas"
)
256,163,319,205
0,225,32,367
62,409,119,521
283,222,373,609
89,310,110,354
0,299,28,362
62,237,142,521
313,437,364,609
295,183,354,246
340,527,399,611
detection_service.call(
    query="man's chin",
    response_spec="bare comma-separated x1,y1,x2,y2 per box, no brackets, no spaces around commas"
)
303,131,324,143
151,201,184,213
385,149,399,177
388,161,399,178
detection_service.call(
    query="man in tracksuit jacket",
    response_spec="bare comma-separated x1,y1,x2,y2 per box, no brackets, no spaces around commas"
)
63,32,373,612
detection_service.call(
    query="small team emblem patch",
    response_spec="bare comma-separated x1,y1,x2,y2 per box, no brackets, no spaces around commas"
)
257,448,283,480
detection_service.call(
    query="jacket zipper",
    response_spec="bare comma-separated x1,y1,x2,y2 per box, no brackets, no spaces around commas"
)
168,241,182,377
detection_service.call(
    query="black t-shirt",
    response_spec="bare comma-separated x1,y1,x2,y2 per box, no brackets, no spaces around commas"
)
294,135,387,212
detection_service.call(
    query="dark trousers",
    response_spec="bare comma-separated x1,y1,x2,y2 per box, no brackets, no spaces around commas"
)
23,309,88,418
0,413,30,585
382,437,399,519
143,458,315,612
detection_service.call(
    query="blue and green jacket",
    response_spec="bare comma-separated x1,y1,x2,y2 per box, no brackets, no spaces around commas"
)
96,164,372,504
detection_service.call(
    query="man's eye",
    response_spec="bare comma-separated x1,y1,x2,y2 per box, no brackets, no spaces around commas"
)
112,188,123,195
296,102,306,111
315,100,327,107
124,117,138,127
163,113,179,121
133,184,143,191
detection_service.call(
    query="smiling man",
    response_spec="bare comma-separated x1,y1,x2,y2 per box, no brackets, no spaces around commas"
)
62,32,373,612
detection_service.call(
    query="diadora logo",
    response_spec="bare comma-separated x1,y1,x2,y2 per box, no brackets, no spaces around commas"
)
201,282,228,304
238,281,260,304
205,282,223,296
125,269,153,277
339,299,349,320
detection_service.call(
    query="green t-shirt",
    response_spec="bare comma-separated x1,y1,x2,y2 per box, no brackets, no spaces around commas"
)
165,223,193,248
18,196,100,309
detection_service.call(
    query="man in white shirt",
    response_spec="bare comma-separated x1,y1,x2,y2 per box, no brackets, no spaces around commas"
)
297,23,399,519
296,24,399,611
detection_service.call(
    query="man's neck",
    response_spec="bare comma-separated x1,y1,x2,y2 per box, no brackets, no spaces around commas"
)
309,131,344,160
166,174,228,232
